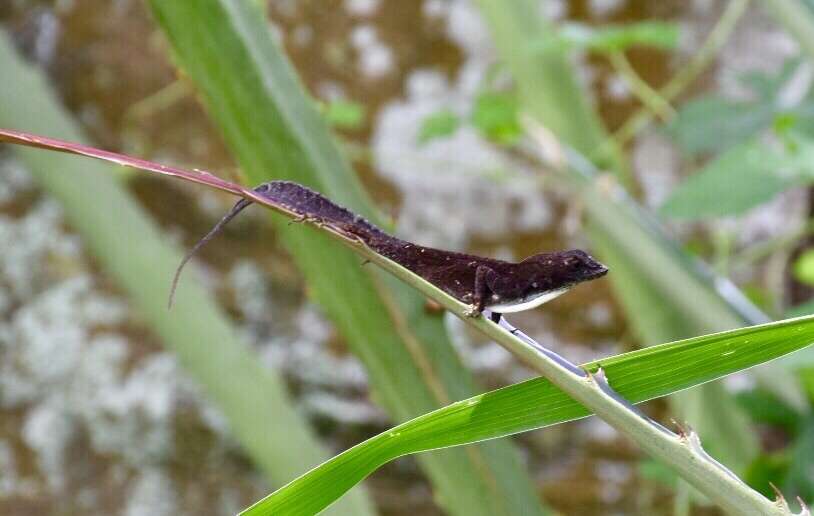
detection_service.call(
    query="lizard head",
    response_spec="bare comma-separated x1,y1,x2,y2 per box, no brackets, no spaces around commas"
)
521,249,608,288
551,249,608,284
488,250,607,313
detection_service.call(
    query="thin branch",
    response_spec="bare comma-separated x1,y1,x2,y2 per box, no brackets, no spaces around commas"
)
608,51,675,122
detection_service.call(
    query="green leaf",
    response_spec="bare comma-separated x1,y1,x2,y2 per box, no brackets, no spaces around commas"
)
661,141,792,219
667,59,806,157
794,250,814,286
243,316,814,516
471,92,522,144
664,131,814,219
147,2,550,515
418,110,460,144
320,100,366,129
667,97,777,156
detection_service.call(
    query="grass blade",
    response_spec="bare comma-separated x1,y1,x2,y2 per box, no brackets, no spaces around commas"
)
246,315,814,515
145,2,551,514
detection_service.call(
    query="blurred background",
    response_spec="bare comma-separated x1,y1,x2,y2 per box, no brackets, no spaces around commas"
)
2,1,814,515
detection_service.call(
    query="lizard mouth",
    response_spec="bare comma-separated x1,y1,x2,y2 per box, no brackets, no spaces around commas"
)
585,262,609,280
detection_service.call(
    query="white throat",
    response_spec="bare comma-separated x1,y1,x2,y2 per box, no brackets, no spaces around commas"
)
487,288,569,313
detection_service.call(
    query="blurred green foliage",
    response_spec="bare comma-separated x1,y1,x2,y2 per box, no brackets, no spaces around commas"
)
663,59,814,218
320,99,367,130
417,109,460,144
533,21,680,54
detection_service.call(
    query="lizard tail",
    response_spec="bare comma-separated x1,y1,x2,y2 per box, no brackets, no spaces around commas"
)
168,196,253,309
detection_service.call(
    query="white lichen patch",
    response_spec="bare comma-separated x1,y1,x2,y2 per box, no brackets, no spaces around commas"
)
372,72,551,248
0,440,19,497
367,0,555,249
0,157,33,204
270,306,370,391
350,24,394,79
0,161,238,508
225,258,380,424
123,468,177,516
228,260,274,324
345,0,380,17
302,392,387,425
633,132,680,210
0,199,81,299
594,459,631,504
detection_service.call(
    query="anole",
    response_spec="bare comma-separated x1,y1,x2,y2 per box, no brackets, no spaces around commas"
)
170,181,608,317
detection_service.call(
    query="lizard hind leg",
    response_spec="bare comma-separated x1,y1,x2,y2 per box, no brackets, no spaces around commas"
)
466,265,495,317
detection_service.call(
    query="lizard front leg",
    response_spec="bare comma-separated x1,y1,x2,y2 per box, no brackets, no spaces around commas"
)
465,265,494,317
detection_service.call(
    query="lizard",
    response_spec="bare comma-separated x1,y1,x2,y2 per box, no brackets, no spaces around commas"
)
169,181,608,319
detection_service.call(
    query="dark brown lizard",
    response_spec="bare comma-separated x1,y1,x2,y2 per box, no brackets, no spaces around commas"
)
170,181,608,317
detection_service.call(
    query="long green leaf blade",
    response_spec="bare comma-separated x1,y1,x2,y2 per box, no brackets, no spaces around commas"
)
246,315,814,515
146,2,550,515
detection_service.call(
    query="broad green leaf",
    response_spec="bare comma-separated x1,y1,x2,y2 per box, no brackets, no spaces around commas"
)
0,34,378,514
667,58,806,156
147,2,550,515
244,316,814,516
471,91,522,144
794,249,814,286
418,110,460,144
667,97,776,156
663,132,814,219
661,141,791,218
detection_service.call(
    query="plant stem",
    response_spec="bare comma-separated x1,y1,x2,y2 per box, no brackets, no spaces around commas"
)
608,51,675,122
603,0,750,151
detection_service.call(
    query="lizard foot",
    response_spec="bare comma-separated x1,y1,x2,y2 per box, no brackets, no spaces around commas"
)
288,213,309,225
